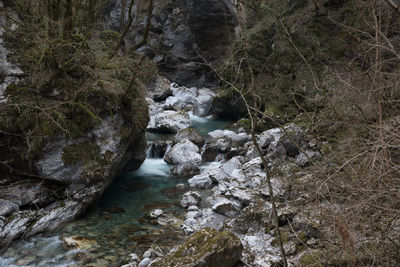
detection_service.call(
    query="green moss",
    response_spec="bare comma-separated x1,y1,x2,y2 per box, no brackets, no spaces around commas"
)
62,141,100,166
153,228,242,266
299,252,323,266
297,231,309,243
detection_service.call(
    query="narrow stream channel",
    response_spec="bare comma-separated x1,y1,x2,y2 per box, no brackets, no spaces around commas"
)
0,114,232,267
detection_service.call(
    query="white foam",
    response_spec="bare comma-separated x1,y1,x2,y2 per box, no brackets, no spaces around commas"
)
188,111,213,124
134,158,170,177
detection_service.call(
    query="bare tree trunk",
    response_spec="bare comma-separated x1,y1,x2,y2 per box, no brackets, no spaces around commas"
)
115,0,135,54
235,1,288,266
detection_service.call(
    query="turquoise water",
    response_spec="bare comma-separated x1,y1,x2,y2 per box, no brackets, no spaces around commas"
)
0,114,233,267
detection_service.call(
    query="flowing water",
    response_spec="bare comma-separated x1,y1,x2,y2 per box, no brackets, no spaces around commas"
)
0,114,232,267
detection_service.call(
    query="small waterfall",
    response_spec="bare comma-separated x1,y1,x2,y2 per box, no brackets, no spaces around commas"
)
146,141,172,159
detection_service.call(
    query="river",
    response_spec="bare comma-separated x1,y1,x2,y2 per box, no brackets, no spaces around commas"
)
0,113,232,267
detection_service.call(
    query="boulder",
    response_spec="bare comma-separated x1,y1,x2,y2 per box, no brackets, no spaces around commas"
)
222,157,243,176
216,139,231,153
171,163,200,177
295,150,321,166
257,128,282,149
164,140,200,164
181,191,201,208
230,188,253,206
153,88,173,102
212,198,240,217
173,128,205,147
148,111,191,133
194,88,216,116
202,144,220,162
172,86,197,104
151,228,243,267
207,129,237,143
232,133,250,147
164,96,188,111
188,174,214,189
164,140,201,177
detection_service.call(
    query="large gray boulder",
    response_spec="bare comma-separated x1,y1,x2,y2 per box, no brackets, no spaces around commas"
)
188,174,214,189
164,140,202,177
151,228,243,267
148,110,192,133
194,88,216,116
173,128,205,147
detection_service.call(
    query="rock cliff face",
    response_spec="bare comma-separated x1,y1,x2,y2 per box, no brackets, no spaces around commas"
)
105,0,237,87
0,1,151,247
0,117,148,247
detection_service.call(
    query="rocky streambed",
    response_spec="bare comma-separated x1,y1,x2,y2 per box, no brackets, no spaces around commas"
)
1,78,323,267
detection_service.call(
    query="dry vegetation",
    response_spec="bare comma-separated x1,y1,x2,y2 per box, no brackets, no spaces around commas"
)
215,0,400,265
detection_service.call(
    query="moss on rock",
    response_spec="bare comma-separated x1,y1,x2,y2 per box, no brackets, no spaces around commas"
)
152,228,243,267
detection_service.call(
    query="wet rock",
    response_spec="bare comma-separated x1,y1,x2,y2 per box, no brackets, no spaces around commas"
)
63,236,98,251
147,141,172,158
194,88,216,116
0,199,19,216
152,228,243,267
212,198,240,217
148,209,164,219
173,128,204,147
148,110,191,133
188,174,213,189
103,207,126,214
181,191,201,208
